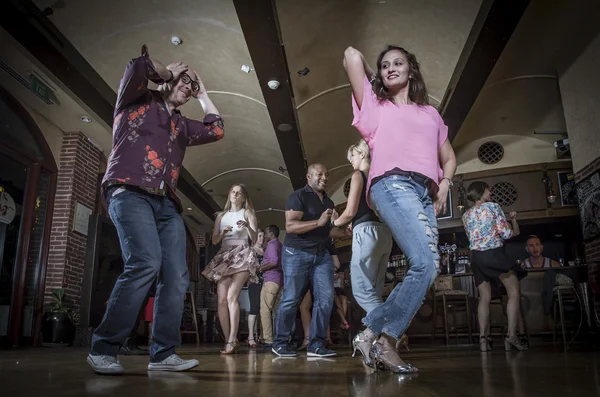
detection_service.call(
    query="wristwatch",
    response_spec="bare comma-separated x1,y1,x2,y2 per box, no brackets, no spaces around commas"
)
440,177,453,186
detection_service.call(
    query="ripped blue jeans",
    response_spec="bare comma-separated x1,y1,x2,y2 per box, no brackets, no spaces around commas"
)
362,175,439,339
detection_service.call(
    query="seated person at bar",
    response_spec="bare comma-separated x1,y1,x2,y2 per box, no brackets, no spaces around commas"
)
523,235,560,269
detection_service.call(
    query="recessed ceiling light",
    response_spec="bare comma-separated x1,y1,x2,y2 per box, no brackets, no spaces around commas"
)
80,116,92,123
186,207,193,211
241,65,254,73
277,123,293,132
171,36,182,46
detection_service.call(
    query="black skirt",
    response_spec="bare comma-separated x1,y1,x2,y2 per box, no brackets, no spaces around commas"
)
471,246,527,286
248,280,263,315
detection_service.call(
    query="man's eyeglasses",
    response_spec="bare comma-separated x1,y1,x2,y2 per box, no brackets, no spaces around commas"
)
180,73,199,92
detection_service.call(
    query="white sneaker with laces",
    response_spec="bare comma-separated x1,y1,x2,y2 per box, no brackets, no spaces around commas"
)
147,354,199,372
87,354,125,375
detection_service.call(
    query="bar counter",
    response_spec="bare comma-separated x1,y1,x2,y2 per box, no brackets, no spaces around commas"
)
371,266,589,340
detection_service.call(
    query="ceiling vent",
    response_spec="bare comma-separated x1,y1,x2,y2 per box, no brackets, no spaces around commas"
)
491,181,518,207
0,60,58,106
477,141,504,165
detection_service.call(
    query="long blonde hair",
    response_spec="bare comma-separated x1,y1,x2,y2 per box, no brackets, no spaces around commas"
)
219,184,255,215
347,139,371,165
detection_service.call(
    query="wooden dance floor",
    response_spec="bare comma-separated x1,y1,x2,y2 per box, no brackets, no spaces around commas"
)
2,344,599,396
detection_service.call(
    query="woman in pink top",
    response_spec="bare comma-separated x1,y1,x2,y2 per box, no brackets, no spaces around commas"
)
344,45,456,374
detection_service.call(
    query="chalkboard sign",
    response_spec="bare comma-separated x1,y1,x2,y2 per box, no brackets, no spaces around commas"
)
576,171,600,242
558,171,578,206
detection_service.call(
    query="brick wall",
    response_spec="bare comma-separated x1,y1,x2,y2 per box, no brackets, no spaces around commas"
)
574,155,600,322
46,131,101,314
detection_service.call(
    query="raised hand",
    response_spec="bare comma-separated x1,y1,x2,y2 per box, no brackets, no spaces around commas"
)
188,70,207,97
221,225,233,235
509,210,517,220
166,61,188,81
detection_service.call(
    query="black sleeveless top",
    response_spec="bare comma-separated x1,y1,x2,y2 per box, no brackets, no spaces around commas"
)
352,171,380,228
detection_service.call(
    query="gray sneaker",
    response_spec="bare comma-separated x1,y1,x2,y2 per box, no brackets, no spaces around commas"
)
147,354,199,372
87,354,125,375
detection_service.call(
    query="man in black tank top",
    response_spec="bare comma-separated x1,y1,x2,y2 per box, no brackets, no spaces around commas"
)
523,235,560,269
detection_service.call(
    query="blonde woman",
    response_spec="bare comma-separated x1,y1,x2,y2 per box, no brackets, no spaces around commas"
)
331,140,394,365
203,184,259,354
333,140,393,314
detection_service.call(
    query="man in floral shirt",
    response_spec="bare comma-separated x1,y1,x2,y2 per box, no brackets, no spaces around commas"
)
87,53,224,375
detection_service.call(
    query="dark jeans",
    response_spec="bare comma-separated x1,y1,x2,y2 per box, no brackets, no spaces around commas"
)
274,246,334,350
90,187,188,362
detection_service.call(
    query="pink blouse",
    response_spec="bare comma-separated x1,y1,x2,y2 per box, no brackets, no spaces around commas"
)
351,76,448,205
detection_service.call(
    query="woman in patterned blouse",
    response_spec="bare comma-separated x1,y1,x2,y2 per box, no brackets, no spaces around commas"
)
462,181,527,352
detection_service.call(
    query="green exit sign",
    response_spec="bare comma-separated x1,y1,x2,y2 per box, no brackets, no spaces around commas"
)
29,74,52,104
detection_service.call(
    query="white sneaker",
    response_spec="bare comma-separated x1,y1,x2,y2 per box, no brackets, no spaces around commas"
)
147,354,199,372
87,354,125,375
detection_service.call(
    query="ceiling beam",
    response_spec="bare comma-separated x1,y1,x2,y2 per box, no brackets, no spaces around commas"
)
233,0,307,190
1,0,221,220
439,0,531,142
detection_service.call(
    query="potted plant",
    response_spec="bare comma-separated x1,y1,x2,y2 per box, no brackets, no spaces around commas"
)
41,288,76,346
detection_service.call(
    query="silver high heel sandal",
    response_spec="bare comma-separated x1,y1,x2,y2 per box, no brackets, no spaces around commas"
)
352,332,376,368
504,335,528,351
369,342,419,374
480,336,491,352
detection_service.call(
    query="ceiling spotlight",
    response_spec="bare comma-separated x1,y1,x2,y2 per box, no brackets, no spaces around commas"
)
171,36,182,46
241,65,254,73
80,116,92,123
278,166,287,173
297,67,310,77
187,207,193,211
277,123,293,132
268,80,280,90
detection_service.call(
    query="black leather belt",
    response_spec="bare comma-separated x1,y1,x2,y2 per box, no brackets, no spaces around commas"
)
372,169,439,197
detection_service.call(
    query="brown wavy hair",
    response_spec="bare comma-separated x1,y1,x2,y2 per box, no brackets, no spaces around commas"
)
218,184,255,216
466,181,489,203
373,45,429,106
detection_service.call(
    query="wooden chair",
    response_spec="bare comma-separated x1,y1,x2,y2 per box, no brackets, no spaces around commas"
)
180,290,200,345
431,275,473,346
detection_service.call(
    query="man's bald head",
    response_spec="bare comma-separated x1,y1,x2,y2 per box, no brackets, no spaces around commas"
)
307,163,328,192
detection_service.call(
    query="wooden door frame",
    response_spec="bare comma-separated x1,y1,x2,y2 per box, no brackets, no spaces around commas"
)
0,87,58,346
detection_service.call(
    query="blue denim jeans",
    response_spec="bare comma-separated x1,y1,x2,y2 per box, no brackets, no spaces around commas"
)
363,175,439,339
274,246,334,350
350,221,393,313
90,187,189,362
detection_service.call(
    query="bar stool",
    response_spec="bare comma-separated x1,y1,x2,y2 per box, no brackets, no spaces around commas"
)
553,275,578,345
431,276,473,346
489,296,508,336
180,290,200,345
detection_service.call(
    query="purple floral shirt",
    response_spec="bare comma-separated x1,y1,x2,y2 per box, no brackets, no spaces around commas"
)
102,56,224,209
